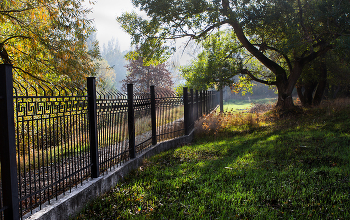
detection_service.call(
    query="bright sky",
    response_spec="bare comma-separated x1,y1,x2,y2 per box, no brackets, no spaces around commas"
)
84,0,198,66
84,0,139,52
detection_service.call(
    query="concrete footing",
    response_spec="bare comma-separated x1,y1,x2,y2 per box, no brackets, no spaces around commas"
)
25,130,194,220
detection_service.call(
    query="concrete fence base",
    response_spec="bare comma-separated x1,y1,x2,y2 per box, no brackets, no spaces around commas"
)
24,130,194,220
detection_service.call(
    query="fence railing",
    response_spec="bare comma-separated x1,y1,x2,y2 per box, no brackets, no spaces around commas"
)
0,64,219,220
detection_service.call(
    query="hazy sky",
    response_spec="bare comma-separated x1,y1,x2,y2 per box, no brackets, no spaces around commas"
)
84,0,198,66
85,0,141,52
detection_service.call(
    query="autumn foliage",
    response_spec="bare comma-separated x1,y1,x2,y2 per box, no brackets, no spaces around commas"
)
0,0,99,85
122,58,173,93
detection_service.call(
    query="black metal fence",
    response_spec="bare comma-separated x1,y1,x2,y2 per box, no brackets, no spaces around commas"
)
0,64,219,220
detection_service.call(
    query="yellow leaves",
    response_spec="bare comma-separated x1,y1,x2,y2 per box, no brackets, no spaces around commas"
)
1,0,98,84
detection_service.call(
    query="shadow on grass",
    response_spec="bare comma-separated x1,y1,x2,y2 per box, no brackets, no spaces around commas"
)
74,109,350,220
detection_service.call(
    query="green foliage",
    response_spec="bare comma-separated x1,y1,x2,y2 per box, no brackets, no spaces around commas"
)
118,0,350,108
174,83,185,97
117,11,174,66
0,0,100,85
180,30,244,91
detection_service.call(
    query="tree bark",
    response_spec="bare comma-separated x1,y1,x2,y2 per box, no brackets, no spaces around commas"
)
333,86,341,99
296,86,306,105
304,82,317,105
313,61,327,106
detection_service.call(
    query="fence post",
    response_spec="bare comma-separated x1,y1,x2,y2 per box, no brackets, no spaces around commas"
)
127,84,136,158
87,77,100,178
183,87,190,135
150,85,157,145
0,64,19,220
190,89,194,128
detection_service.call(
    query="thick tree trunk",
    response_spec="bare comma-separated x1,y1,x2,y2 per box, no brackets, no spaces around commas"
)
296,86,306,106
304,82,317,105
313,62,327,106
275,79,295,110
333,86,341,99
276,94,294,109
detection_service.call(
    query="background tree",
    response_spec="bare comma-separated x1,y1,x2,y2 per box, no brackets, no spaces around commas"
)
181,31,241,90
122,57,173,93
180,30,248,111
101,38,127,90
0,0,99,85
297,36,350,106
117,0,350,110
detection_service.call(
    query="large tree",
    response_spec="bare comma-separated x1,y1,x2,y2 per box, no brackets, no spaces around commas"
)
117,0,350,110
0,0,99,85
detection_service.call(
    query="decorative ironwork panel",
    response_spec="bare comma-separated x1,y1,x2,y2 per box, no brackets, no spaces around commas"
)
156,91,184,142
133,92,152,154
13,80,91,217
96,91,129,173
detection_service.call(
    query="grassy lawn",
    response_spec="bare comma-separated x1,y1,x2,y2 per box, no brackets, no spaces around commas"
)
218,97,277,113
74,100,350,220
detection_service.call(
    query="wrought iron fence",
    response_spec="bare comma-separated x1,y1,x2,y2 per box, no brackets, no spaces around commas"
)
13,75,91,217
96,90,129,173
0,64,219,220
155,89,184,143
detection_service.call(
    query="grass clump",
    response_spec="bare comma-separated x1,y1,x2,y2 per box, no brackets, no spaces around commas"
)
74,99,350,220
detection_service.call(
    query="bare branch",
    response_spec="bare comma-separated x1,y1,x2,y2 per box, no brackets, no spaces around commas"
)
0,7,35,14
194,20,230,39
241,69,276,85
13,66,51,83
1,36,32,45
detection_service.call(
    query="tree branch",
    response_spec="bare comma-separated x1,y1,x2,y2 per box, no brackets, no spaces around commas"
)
13,66,51,83
1,36,32,45
241,69,276,85
0,7,35,14
221,0,288,81
297,0,313,46
252,44,293,72
302,43,333,64
194,20,230,39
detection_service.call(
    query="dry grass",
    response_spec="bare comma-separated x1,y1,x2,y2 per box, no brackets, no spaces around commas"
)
195,110,267,137
319,98,350,114
195,98,350,138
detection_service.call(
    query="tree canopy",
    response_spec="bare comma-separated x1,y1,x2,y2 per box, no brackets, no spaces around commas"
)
1,0,99,85
122,57,173,93
180,30,242,91
118,0,350,110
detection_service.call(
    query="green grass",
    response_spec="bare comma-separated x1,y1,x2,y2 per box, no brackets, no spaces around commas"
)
218,97,277,113
74,101,350,220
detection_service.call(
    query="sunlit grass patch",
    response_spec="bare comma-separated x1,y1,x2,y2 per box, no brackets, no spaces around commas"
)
74,99,350,220
217,97,277,113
